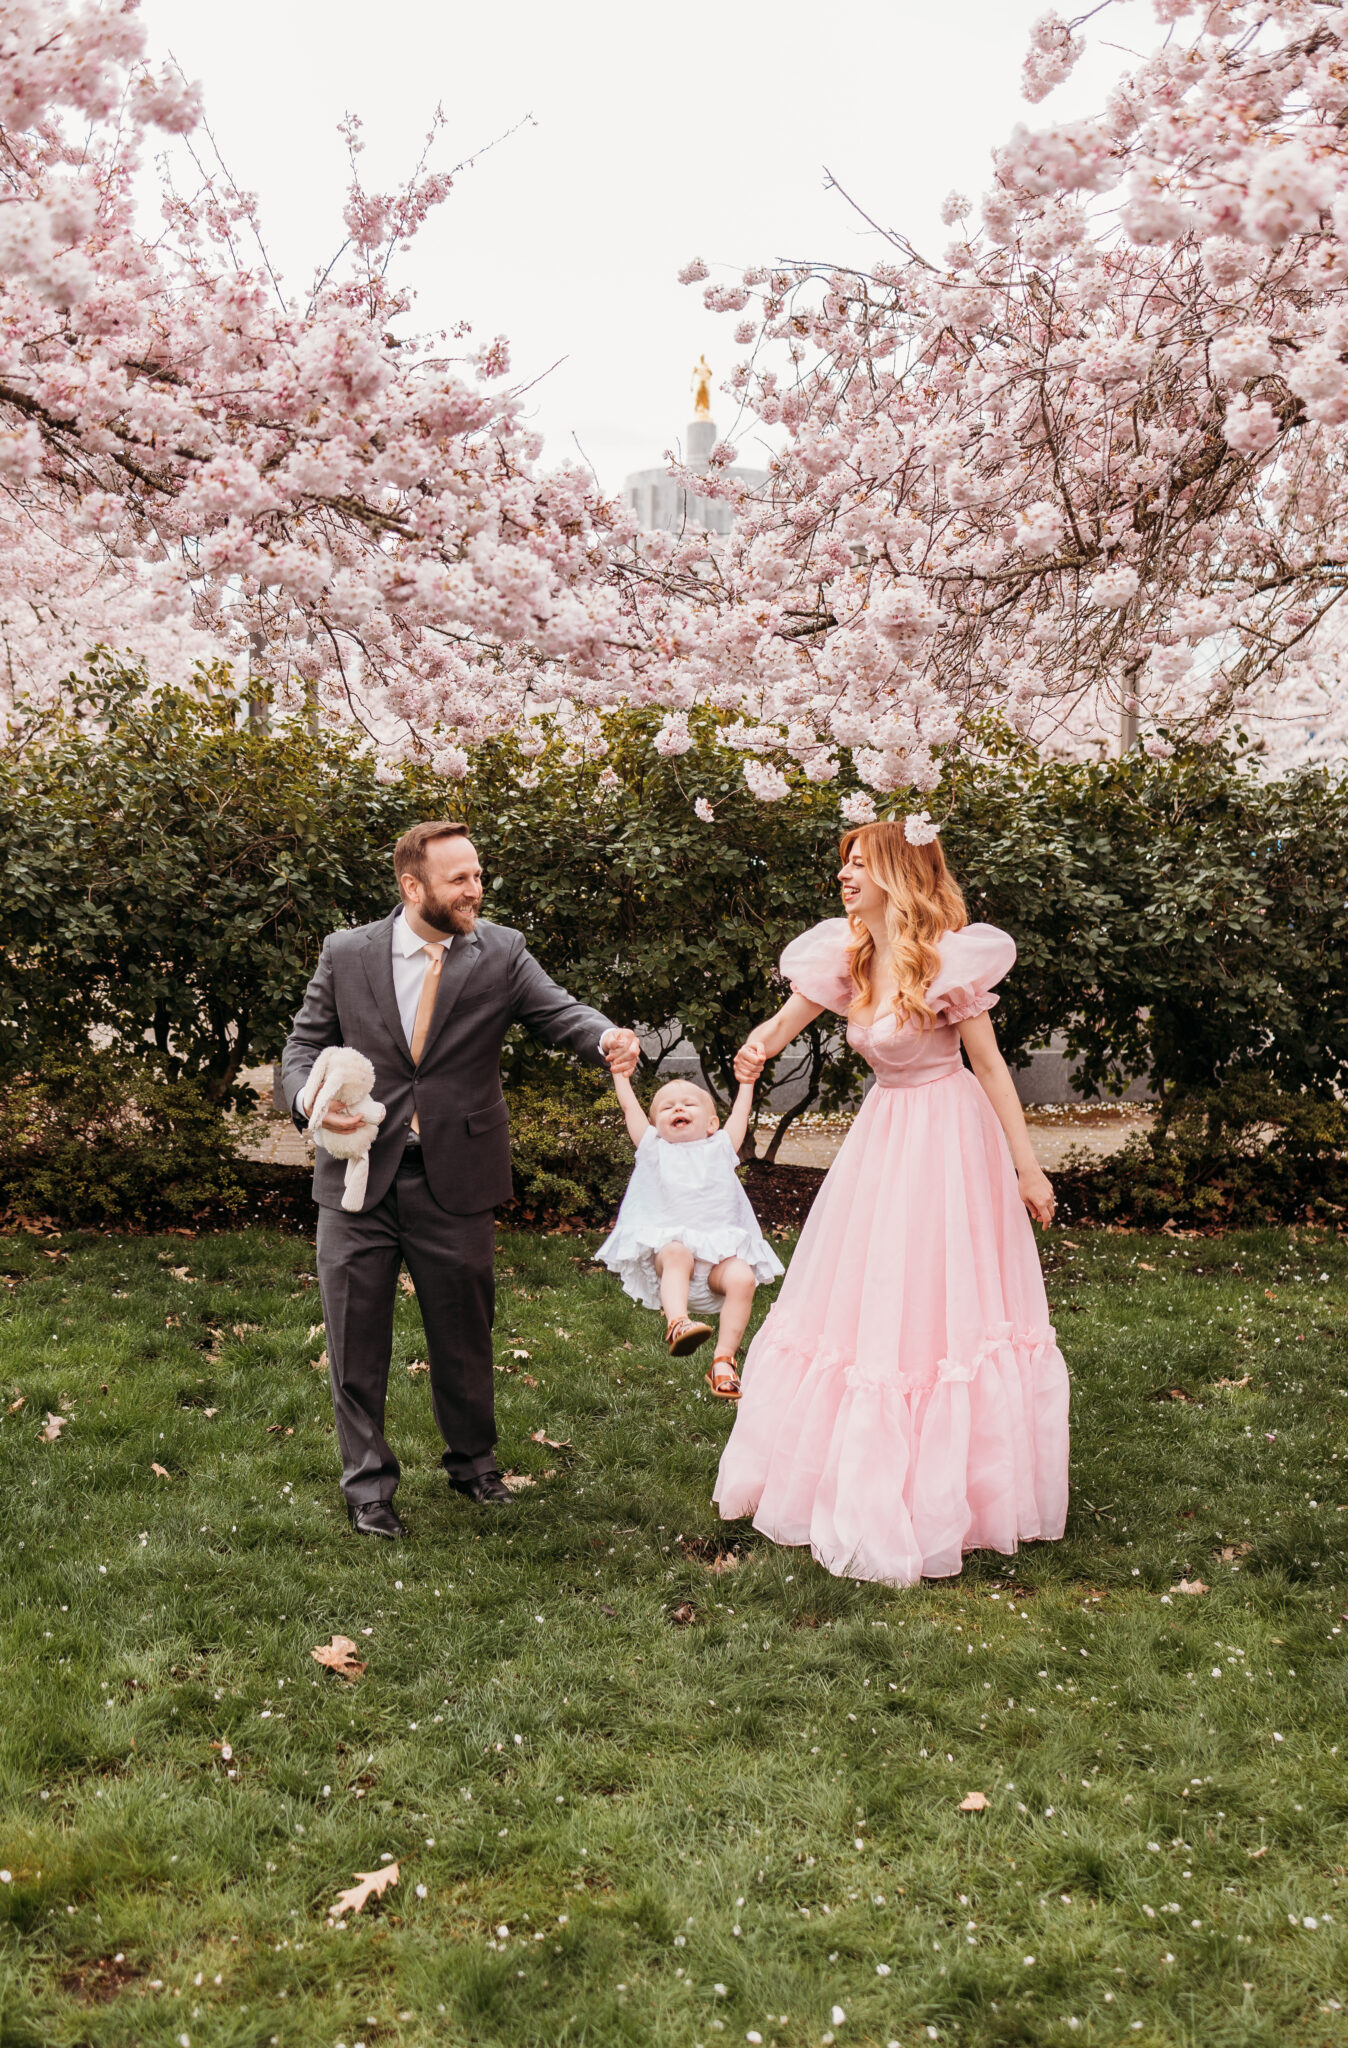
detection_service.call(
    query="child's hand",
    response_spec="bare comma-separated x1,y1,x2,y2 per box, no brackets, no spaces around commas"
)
603,1028,641,1077
734,1038,768,1084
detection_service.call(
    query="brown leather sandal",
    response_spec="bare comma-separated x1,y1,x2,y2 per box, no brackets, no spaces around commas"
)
705,1353,742,1400
667,1316,713,1357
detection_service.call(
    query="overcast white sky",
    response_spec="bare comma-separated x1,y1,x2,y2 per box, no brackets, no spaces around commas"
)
137,0,1152,494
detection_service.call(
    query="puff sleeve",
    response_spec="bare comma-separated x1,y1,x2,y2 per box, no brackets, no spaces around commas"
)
926,923,1017,1024
779,918,856,1016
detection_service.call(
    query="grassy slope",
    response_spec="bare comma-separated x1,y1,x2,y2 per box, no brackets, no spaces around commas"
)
0,1222,1347,2048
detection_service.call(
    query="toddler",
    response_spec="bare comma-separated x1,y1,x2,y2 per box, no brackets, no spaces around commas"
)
596,1072,784,1399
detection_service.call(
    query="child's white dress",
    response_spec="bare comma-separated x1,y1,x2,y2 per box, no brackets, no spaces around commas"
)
597,1129,784,1316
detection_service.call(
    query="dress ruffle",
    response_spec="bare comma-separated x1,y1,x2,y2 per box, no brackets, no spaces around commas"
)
714,1316,1068,1584
600,1223,783,1313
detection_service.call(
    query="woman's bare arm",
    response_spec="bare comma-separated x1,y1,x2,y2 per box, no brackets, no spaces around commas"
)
958,1011,1055,1226
611,1068,650,1148
733,992,825,1080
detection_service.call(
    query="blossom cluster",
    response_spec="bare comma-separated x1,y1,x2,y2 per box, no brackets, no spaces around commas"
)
9,0,1348,798
615,0,1348,792
0,1,625,769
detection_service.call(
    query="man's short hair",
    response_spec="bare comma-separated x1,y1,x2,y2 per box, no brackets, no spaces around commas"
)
393,820,471,887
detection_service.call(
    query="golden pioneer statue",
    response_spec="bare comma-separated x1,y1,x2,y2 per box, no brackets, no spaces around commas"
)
691,356,713,418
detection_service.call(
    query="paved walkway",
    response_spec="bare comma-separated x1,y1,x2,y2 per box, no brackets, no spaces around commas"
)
238,1070,1152,1173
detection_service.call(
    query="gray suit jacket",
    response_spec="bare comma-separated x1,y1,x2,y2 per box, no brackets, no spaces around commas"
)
281,912,615,1214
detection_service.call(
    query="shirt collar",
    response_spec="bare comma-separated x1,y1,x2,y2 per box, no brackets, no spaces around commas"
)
392,908,450,958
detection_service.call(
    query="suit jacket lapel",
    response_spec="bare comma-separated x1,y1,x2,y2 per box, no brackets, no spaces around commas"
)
417,927,482,1063
360,912,414,1064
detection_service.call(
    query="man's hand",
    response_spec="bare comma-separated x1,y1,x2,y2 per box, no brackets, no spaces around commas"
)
321,1107,366,1135
734,1038,769,1084
602,1027,641,1078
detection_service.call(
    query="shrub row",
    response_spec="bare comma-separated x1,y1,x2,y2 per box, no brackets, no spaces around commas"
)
2,661,1344,1226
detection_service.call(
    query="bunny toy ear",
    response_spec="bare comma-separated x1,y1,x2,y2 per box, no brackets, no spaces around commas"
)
305,1049,338,1133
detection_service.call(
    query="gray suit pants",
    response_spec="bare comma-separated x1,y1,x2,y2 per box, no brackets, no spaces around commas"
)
315,1151,498,1502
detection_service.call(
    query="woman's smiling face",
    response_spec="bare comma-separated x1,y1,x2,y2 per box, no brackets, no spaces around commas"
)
838,844,886,921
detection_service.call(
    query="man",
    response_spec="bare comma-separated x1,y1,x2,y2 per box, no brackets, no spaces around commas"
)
282,820,639,1537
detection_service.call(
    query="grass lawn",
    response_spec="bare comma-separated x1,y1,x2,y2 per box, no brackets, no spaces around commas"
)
2,1220,1348,2048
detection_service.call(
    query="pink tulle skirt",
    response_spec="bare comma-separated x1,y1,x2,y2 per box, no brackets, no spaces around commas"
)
714,1069,1070,1585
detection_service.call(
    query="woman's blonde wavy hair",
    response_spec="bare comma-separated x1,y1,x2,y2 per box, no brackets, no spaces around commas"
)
841,821,968,1030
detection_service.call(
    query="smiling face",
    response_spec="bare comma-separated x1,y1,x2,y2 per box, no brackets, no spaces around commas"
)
838,842,888,923
649,1082,718,1144
400,832,484,938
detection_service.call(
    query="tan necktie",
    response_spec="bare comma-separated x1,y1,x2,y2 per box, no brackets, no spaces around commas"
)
408,942,444,1133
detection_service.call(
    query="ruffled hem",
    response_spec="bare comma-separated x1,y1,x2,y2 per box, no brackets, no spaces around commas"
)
714,1319,1069,1586
935,990,999,1025
597,1224,784,1313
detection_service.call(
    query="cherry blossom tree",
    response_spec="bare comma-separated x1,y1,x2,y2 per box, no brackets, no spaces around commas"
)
624,0,1348,804
0,0,625,766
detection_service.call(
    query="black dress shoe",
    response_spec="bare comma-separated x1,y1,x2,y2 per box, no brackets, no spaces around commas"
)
449,1470,514,1506
347,1499,406,1538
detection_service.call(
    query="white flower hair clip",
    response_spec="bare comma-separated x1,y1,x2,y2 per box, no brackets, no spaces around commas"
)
904,810,940,846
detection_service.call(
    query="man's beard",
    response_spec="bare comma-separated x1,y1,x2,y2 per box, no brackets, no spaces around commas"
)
420,891,479,936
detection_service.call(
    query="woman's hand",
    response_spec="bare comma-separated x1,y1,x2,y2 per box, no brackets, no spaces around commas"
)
1017,1163,1057,1228
734,1038,768,1084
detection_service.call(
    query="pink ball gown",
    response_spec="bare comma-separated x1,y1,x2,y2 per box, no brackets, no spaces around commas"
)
714,918,1070,1586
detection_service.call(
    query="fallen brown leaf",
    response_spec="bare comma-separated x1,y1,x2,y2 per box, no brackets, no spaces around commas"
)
502,1471,536,1490
151,1462,171,1479
1213,1374,1252,1389
164,1314,180,1328
231,1324,259,1339
40,1412,69,1441
203,1407,219,1418
958,1791,988,1812
1173,1579,1209,1596
1247,1845,1268,1860
1219,1543,1253,1562
520,1371,540,1388
511,1347,531,1359
398,1273,416,1296
406,1360,429,1376
266,1423,294,1436
311,1636,367,1681
1149,1385,1195,1403
169,1267,195,1283
328,1862,398,1919
530,1429,572,1450
667,1602,696,1626
311,1350,329,1374
6,1396,24,1415
307,1323,324,1341
600,1603,617,1617
1137,1261,1157,1271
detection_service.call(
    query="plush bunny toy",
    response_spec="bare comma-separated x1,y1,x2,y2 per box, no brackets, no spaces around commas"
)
302,1047,386,1212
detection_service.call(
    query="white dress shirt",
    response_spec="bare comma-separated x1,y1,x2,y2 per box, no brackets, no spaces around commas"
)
391,907,450,1047
391,908,616,1059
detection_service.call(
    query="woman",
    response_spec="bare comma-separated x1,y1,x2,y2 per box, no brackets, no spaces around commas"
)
715,820,1069,1585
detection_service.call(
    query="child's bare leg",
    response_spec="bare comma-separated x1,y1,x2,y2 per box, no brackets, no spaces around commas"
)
654,1241,695,1326
708,1256,756,1360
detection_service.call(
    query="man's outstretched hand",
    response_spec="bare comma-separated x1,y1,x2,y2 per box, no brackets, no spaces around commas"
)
602,1028,641,1078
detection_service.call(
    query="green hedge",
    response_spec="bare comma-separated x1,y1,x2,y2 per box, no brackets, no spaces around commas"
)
0,1053,249,1229
2,663,1346,1226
